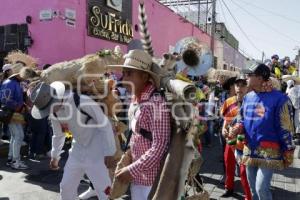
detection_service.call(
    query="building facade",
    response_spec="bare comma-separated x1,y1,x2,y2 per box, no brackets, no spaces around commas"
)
0,0,212,67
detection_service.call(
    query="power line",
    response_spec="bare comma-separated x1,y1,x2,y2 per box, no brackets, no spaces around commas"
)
230,0,300,44
238,47,254,59
247,34,293,49
220,0,262,54
218,0,228,25
236,0,300,25
218,1,254,59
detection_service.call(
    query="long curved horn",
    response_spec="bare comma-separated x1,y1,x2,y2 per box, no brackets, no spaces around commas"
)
138,1,154,56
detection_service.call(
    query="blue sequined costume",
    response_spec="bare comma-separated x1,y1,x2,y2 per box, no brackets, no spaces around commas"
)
239,90,295,170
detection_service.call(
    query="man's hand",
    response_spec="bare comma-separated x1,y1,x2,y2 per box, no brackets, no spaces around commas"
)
104,156,117,169
115,167,133,183
49,158,60,170
222,128,229,138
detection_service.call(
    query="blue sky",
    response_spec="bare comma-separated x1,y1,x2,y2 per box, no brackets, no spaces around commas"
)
216,0,300,60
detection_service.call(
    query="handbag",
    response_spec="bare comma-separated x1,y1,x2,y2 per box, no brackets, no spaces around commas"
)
0,106,14,124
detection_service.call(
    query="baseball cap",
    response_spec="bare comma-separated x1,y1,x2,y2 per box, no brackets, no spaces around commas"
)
271,54,279,60
243,63,270,81
235,74,247,85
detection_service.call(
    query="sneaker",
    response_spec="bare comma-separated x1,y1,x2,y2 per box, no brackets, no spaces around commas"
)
11,160,29,170
28,154,41,162
1,135,9,140
6,158,13,166
79,187,97,199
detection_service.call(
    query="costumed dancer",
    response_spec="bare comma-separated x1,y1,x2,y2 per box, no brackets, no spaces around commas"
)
232,64,295,200
220,75,251,200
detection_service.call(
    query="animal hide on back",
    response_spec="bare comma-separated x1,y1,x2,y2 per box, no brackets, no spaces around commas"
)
40,47,124,95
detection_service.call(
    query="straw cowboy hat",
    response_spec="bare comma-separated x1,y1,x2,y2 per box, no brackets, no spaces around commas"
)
30,81,66,119
107,49,160,87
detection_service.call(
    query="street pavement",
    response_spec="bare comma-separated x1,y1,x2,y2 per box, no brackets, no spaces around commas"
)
0,135,300,200
200,134,300,200
0,140,127,200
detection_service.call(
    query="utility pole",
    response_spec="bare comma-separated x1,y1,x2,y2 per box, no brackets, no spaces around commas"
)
197,0,201,27
210,0,217,68
298,49,300,76
262,51,265,62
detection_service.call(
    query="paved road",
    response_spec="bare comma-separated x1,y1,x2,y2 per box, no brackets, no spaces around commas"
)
0,141,128,200
0,135,299,200
200,134,300,200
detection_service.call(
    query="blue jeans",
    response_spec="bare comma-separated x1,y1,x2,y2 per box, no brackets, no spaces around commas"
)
8,123,24,161
246,165,274,200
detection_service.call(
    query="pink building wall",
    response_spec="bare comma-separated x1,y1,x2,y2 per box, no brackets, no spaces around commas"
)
0,0,211,66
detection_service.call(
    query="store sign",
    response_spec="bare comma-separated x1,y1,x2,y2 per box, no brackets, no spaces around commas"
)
39,10,53,21
65,8,76,20
87,0,133,44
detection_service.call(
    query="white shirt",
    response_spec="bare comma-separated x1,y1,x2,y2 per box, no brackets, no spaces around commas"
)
50,92,116,162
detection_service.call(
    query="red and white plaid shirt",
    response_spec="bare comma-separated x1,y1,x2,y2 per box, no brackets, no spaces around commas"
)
127,83,171,186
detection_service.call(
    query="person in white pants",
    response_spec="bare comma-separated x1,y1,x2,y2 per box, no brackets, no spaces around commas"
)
30,81,116,200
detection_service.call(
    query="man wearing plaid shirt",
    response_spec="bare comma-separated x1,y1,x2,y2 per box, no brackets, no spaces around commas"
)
111,50,171,200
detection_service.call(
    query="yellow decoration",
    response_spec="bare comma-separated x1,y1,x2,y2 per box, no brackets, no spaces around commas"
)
274,67,281,78
288,66,296,75
65,131,73,139
195,89,206,101
175,73,193,83
280,102,295,134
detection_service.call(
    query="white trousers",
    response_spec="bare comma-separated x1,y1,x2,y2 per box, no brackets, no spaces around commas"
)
60,156,111,200
131,184,152,200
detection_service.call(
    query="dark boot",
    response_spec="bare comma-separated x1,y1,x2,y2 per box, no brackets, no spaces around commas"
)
221,189,234,197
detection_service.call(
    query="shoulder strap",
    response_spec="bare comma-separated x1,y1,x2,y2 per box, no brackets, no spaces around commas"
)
140,128,153,141
123,129,133,151
136,88,165,142
73,92,93,124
